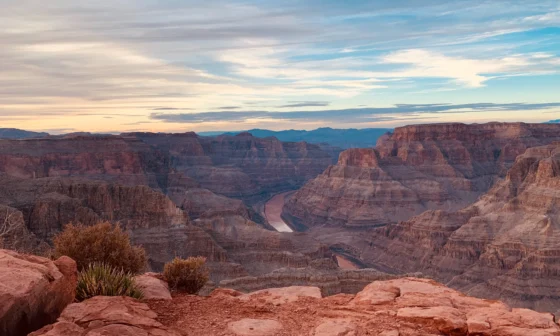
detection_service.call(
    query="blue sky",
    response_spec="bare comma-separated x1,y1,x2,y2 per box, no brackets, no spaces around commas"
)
0,0,559,133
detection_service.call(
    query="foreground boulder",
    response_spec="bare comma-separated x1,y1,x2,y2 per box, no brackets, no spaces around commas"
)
0,249,76,336
134,273,172,300
147,277,560,336
29,296,180,336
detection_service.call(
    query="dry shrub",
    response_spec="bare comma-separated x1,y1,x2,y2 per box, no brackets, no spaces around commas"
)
53,222,146,273
163,257,209,293
76,263,143,301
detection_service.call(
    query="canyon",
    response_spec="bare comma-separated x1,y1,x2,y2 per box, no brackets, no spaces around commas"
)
281,122,560,313
0,131,377,292
3,121,560,323
285,122,560,229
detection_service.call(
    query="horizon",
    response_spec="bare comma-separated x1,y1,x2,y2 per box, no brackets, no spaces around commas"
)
1,1,559,133
5,119,560,136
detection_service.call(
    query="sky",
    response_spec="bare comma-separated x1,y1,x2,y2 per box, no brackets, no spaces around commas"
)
1,0,559,134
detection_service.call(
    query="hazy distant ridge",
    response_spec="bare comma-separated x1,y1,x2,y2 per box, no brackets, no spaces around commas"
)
202,127,392,149
0,128,49,139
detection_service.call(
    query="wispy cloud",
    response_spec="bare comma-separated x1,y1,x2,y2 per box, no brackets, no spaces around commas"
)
276,101,330,108
150,102,560,124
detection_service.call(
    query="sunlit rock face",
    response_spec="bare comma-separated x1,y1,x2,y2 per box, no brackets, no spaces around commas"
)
284,122,560,229
357,143,560,313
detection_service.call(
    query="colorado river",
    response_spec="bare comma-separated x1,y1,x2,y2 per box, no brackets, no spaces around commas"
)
263,192,360,270
264,191,294,232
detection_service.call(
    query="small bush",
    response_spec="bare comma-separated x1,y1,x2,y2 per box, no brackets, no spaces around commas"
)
53,222,146,273
76,263,143,301
163,257,209,293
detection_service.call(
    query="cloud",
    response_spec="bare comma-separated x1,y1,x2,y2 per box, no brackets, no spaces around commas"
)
276,101,330,108
152,107,190,111
150,102,560,124
0,0,559,132
218,106,241,110
381,49,543,87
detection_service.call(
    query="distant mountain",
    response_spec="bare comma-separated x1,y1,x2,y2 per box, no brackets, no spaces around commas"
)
0,128,49,139
547,119,560,123
201,128,393,149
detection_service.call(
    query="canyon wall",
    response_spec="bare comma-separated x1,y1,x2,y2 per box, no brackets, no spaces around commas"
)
0,175,336,281
284,122,560,229
363,142,560,312
0,132,333,205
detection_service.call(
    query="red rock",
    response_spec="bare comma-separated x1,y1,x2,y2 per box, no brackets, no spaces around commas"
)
30,296,179,336
285,122,560,229
227,318,283,335
0,249,77,336
366,143,560,312
239,286,322,305
135,273,172,300
146,277,560,336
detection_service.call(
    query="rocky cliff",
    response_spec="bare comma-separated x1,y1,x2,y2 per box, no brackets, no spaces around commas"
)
0,132,337,279
35,277,558,336
285,122,560,229
0,132,333,205
360,142,560,313
0,175,338,282
130,131,334,202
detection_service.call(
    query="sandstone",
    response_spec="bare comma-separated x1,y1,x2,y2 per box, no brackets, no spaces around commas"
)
227,318,283,336
0,132,336,285
285,122,560,229
396,306,467,335
135,273,172,300
30,296,179,336
364,143,560,312
146,277,560,335
312,318,356,336
0,249,77,336
239,286,322,305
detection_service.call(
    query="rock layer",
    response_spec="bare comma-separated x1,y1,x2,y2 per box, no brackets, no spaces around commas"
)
365,143,560,312
0,132,334,204
0,175,337,281
285,122,560,228
0,249,77,336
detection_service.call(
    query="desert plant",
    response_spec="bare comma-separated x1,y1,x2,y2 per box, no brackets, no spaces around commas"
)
76,263,143,301
163,256,209,293
53,221,146,273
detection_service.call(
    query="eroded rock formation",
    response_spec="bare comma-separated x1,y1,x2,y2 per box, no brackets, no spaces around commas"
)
285,122,560,229
29,296,179,336
0,249,77,336
361,143,560,312
0,132,334,205
0,175,336,282
148,277,560,336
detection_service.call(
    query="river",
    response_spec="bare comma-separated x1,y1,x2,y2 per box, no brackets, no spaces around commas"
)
263,192,359,270
263,191,294,232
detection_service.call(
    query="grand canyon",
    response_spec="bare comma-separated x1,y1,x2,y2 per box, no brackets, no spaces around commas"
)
3,122,560,335
3,1,560,335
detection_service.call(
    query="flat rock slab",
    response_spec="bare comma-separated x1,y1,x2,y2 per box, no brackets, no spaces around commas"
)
228,318,283,336
29,296,179,336
240,286,322,305
313,318,356,336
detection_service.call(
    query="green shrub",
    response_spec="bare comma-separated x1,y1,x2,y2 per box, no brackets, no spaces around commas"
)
163,257,209,293
76,263,143,301
53,221,146,273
